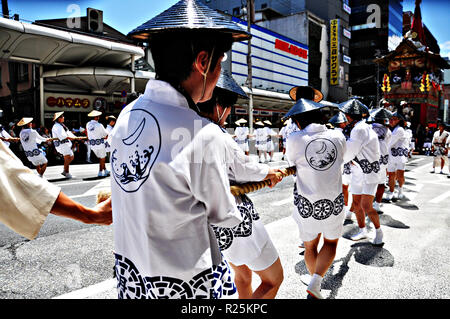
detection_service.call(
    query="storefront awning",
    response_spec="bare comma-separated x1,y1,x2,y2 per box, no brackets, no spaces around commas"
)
42,67,154,94
0,17,144,67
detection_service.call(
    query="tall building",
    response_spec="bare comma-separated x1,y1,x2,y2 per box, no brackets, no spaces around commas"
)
348,0,403,108
200,0,351,103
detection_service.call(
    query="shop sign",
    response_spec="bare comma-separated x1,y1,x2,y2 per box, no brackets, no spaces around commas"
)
343,28,351,39
275,39,308,59
343,55,351,64
330,19,340,86
46,96,90,108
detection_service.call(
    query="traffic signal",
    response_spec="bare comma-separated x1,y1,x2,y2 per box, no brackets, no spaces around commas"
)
87,8,103,33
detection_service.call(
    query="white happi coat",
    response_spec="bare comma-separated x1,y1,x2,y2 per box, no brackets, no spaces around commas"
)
109,80,243,299
86,120,108,150
105,124,114,152
432,130,449,156
371,123,392,183
212,131,270,266
264,126,276,152
234,126,249,152
254,127,266,151
344,120,381,185
51,122,75,154
0,128,12,147
388,125,409,164
287,124,346,233
19,128,48,166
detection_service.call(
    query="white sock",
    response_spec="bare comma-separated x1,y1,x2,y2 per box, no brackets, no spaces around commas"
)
308,273,323,291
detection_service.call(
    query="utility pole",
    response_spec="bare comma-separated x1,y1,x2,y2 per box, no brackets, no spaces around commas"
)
246,0,254,133
1,0,9,18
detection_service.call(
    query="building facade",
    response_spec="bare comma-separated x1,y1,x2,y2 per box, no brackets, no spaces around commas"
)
348,0,403,108
200,0,351,103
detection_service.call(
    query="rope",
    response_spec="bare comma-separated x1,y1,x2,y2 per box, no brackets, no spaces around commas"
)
96,166,297,203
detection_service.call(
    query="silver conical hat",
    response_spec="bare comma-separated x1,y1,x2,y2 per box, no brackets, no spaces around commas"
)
283,98,329,120
128,0,250,42
329,111,347,125
338,98,369,116
216,70,248,99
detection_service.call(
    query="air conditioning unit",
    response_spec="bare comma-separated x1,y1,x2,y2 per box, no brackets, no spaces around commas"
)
87,8,103,33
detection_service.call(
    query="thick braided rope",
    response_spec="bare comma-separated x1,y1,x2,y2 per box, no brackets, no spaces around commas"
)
97,166,296,204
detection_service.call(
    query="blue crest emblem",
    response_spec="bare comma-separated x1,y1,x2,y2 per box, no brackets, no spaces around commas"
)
111,109,161,193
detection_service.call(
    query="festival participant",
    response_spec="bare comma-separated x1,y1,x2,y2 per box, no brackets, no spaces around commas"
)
86,110,110,177
105,115,116,156
385,111,409,200
17,117,49,178
0,123,18,147
234,118,250,155
368,108,392,212
329,112,352,220
286,87,324,250
340,98,384,246
51,112,76,179
254,121,267,162
0,138,112,240
405,121,414,158
263,120,277,162
198,70,284,299
430,123,449,174
285,98,345,299
109,0,251,299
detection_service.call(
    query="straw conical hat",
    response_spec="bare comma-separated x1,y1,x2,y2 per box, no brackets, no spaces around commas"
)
17,117,33,127
53,111,64,121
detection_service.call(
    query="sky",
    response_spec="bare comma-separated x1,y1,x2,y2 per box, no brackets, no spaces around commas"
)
4,0,450,58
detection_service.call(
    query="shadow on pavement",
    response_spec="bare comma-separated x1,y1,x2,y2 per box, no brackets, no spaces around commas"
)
295,242,394,299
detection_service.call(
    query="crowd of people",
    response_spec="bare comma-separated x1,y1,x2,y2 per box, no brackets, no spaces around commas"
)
0,111,117,179
1,0,450,301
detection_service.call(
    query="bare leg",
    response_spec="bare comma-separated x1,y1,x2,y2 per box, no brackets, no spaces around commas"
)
352,194,365,228
252,258,283,299
375,184,385,203
230,263,253,299
64,155,74,173
362,194,380,229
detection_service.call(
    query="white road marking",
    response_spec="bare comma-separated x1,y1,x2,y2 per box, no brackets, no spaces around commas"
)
429,190,450,204
69,179,111,199
271,197,293,206
52,278,116,299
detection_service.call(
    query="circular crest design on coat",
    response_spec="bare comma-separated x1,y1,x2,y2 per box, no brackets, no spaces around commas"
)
333,193,344,216
144,276,194,299
294,192,314,218
232,205,253,237
305,138,337,171
312,199,334,220
114,254,146,299
111,109,161,193
212,226,234,251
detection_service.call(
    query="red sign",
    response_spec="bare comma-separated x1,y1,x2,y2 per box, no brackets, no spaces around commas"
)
274,39,307,59
47,96,90,108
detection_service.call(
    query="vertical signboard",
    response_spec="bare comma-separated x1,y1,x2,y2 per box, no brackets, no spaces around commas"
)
330,19,339,86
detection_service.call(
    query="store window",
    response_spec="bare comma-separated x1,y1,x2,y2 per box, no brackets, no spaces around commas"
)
18,63,29,83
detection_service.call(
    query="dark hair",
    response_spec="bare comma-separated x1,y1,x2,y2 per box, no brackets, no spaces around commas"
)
346,113,363,123
197,87,238,114
291,109,328,129
150,31,233,87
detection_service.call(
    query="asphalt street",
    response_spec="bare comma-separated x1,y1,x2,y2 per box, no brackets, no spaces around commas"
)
0,154,449,299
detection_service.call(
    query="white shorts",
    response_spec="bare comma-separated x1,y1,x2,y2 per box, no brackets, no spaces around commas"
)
342,173,351,186
56,144,73,157
423,142,432,149
387,160,406,172
244,239,279,272
27,153,48,167
350,181,377,196
92,146,107,159
296,218,344,242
